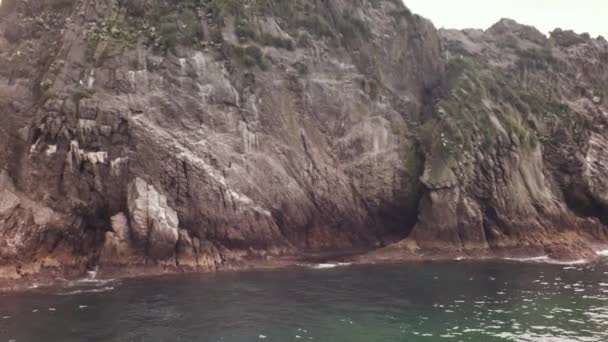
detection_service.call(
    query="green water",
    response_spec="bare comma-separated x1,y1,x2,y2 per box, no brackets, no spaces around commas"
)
1,259,607,341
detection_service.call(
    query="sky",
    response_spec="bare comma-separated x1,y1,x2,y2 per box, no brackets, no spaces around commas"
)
403,0,608,38
0,0,604,37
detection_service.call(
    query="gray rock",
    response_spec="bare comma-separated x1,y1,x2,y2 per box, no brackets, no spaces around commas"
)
0,190,20,216
127,178,179,260
0,1,607,284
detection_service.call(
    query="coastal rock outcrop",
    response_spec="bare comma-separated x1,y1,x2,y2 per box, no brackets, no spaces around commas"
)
397,21,608,258
0,1,607,286
127,177,179,260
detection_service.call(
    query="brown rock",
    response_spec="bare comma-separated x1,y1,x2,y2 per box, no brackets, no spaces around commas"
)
0,2,607,288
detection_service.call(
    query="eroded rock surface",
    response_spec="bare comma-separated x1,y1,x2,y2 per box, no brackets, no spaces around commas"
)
0,1,607,286
127,177,179,260
399,20,608,259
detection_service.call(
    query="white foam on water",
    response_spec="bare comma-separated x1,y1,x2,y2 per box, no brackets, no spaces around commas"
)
63,267,116,288
74,278,116,286
86,268,98,279
70,273,117,288
596,249,608,256
59,286,115,296
309,262,352,270
502,256,590,265
503,256,551,262
546,259,588,265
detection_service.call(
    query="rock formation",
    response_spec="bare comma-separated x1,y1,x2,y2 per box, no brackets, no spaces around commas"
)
0,0,607,286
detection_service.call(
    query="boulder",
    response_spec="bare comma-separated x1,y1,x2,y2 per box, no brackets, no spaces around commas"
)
0,190,20,216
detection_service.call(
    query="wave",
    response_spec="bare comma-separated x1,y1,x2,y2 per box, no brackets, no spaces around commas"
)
300,262,353,270
73,278,116,286
596,249,608,257
86,268,98,279
309,262,352,270
502,256,551,262
57,286,115,296
502,256,589,265
543,259,589,265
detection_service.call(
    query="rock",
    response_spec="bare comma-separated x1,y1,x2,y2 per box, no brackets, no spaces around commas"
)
78,99,98,119
488,18,546,44
100,213,144,266
99,125,112,137
550,28,589,47
127,178,179,260
0,0,608,285
545,242,596,261
0,190,20,216
100,231,130,260
176,229,198,269
110,212,130,240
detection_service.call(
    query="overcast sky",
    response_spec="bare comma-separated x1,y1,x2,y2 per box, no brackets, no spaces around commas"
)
0,0,604,37
403,0,608,38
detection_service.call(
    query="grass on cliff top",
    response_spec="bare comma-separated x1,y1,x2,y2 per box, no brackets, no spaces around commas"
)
1,0,76,13
426,38,593,165
420,54,548,162
157,0,376,49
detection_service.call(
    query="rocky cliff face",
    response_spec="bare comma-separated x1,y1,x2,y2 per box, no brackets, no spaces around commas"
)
0,0,607,285
398,20,608,260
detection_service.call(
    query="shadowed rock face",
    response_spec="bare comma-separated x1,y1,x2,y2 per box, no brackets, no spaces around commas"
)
0,1,607,284
401,22,608,259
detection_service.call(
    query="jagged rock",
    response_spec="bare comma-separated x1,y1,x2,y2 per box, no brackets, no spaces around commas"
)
0,189,19,216
0,0,607,287
405,17,608,256
128,178,179,260
0,170,21,217
100,212,144,266
111,212,130,240
488,18,547,44
176,229,198,269
550,28,589,47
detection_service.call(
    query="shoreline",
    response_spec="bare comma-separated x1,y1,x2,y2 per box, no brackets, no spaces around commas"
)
2,245,607,294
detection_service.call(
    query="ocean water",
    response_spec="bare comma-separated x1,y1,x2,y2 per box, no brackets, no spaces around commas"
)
1,259,608,342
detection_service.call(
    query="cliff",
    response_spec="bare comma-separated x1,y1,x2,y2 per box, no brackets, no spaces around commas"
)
0,0,607,286
373,20,608,261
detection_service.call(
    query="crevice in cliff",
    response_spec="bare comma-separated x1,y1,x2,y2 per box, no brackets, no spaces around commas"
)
395,143,427,241
481,206,500,249
563,185,608,225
